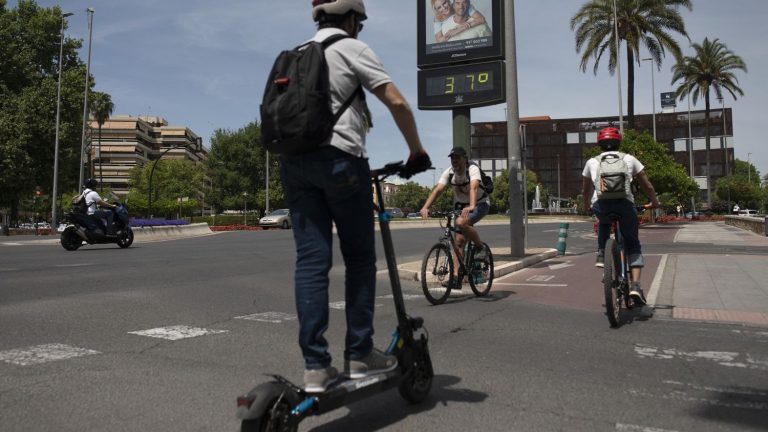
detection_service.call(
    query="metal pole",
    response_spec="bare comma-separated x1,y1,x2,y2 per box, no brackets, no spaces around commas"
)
504,0,524,257
721,99,729,176
265,151,270,215
78,8,94,191
612,0,624,134
748,152,752,184
52,12,73,229
520,124,528,250
642,57,656,140
688,93,695,216
556,153,560,212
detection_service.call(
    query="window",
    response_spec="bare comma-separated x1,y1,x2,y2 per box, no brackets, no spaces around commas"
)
567,132,580,144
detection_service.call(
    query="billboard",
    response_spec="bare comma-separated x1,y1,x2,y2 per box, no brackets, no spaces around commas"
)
661,92,676,108
417,0,504,69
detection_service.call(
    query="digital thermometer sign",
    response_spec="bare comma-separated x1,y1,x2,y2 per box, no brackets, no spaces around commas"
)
418,61,504,110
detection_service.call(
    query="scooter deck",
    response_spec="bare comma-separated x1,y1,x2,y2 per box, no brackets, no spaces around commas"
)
293,368,402,416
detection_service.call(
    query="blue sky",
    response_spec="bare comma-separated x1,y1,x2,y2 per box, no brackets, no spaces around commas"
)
25,0,768,187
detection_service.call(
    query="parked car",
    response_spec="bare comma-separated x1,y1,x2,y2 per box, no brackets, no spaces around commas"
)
259,209,291,229
385,208,404,218
406,212,422,219
738,209,759,217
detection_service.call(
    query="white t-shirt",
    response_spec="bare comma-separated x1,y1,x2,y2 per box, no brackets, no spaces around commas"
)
83,188,102,215
582,151,644,204
438,164,489,205
311,28,392,158
433,5,477,34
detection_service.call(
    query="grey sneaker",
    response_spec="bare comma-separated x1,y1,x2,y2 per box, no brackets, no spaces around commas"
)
629,284,647,306
303,366,340,393
345,349,398,379
595,249,605,268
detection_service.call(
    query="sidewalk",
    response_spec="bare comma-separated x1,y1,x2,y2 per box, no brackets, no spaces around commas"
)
651,221,768,327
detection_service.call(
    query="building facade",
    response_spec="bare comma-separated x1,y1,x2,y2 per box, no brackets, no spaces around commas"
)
88,115,208,195
470,109,733,206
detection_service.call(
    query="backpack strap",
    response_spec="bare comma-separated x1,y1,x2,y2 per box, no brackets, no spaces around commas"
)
320,34,365,126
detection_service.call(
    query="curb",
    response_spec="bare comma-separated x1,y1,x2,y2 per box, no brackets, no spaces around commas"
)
396,248,558,282
132,223,213,240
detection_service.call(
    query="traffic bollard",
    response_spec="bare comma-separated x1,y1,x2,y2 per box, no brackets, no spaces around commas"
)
555,222,569,255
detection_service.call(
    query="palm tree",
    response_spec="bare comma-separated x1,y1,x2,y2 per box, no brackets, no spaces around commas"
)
672,38,747,207
571,0,691,129
89,92,114,192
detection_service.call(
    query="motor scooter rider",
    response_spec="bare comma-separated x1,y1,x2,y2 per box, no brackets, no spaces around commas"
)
82,178,118,235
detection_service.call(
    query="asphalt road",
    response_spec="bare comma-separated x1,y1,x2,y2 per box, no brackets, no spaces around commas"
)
1,223,766,431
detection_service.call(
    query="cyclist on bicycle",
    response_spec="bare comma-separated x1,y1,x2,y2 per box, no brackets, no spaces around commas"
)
420,147,490,264
582,127,660,305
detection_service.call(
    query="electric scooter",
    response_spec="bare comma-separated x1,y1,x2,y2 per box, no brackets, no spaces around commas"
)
236,161,434,431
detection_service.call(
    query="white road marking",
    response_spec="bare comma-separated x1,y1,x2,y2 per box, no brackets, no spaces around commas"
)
128,325,227,340
494,282,568,287
0,243,23,246
329,301,383,310
662,380,768,397
378,294,424,301
634,344,767,371
526,275,555,282
646,254,667,306
0,343,100,366
548,262,574,270
235,312,297,323
616,423,678,432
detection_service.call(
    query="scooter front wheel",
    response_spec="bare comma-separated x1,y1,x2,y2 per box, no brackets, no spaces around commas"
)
398,336,433,404
117,227,134,248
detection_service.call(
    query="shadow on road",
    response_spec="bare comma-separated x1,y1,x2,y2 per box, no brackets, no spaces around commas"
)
308,374,488,432
693,385,768,429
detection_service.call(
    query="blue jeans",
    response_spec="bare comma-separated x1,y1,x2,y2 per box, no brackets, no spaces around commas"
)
592,199,644,267
280,147,376,370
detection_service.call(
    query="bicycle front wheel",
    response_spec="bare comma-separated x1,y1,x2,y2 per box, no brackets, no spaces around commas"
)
603,238,621,327
468,242,494,297
421,243,454,305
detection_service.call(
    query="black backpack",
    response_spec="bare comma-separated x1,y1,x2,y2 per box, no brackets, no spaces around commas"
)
449,162,494,195
260,34,362,155
71,192,87,214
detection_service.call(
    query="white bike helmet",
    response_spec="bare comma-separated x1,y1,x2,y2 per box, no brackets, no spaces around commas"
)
312,0,367,21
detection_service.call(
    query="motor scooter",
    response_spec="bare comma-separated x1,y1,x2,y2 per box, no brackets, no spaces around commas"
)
60,193,134,251
236,161,434,431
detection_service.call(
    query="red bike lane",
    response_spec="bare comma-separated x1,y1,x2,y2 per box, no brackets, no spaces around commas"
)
491,224,678,314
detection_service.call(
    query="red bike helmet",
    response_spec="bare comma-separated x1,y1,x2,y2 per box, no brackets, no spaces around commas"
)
597,127,621,150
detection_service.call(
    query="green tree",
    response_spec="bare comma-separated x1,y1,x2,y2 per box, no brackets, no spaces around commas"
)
0,1,88,224
389,182,430,212
89,91,113,190
205,121,279,216
126,159,204,218
716,159,762,211
489,169,539,214
585,130,697,211
571,0,691,129
672,37,747,207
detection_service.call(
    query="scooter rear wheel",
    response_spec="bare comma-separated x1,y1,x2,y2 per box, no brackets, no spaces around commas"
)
241,395,298,432
60,227,82,251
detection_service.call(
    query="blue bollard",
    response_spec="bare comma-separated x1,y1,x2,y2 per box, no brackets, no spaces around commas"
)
555,222,569,255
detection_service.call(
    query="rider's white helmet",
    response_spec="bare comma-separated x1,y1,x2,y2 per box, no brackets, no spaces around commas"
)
312,0,367,21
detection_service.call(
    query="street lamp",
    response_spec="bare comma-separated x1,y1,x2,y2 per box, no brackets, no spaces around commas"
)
78,8,94,191
51,11,73,229
687,92,695,217
718,97,729,176
748,152,752,184
147,144,186,218
556,153,560,212
642,57,656,141
265,151,270,215
612,0,624,134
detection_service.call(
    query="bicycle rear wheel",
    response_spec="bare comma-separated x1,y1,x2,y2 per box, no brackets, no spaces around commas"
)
468,242,494,297
421,243,454,305
603,238,621,327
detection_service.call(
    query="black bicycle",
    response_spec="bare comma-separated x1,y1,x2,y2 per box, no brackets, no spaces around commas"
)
420,210,494,305
603,205,651,327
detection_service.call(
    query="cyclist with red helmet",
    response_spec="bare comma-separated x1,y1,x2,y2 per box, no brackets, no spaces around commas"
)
582,127,660,305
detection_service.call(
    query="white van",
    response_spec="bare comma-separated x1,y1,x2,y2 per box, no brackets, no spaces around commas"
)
738,209,758,217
